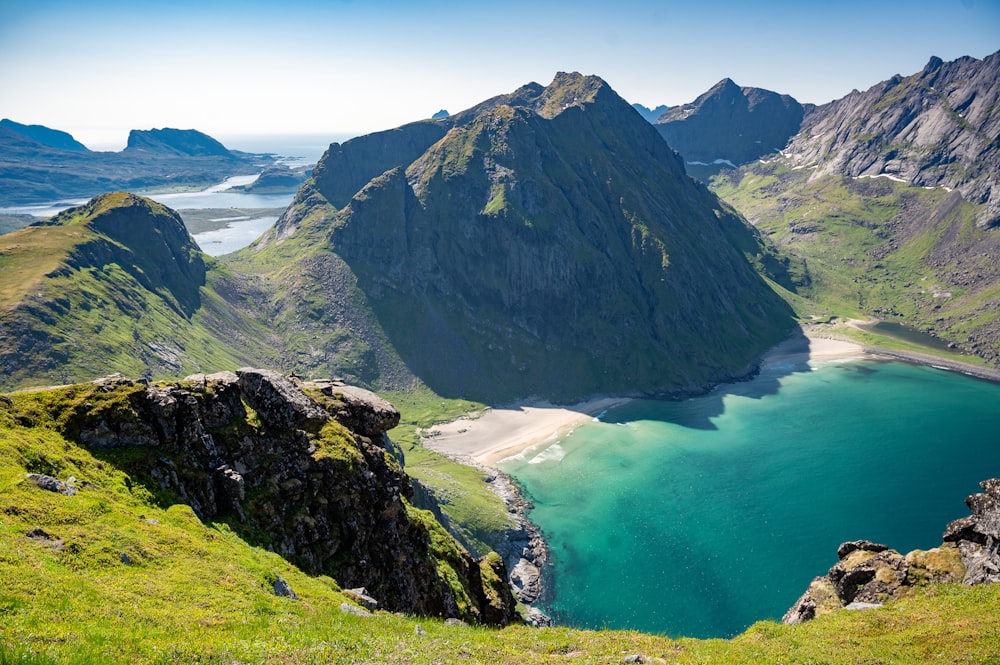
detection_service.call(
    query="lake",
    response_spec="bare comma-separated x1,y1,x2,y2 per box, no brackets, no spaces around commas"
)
501,357,1000,638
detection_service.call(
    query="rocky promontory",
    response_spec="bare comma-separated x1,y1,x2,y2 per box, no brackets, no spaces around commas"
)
28,369,518,626
784,478,1000,624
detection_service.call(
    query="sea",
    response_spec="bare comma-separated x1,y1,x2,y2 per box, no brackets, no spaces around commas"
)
500,355,1000,639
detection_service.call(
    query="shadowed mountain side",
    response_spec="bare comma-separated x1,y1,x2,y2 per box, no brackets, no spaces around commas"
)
652,79,804,180
243,72,796,402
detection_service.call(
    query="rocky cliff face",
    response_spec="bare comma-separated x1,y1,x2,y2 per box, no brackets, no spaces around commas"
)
781,51,1000,228
783,478,1000,624
249,72,795,402
652,79,804,179
45,369,516,625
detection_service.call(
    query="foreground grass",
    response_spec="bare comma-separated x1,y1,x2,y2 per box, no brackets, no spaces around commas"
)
2,387,999,664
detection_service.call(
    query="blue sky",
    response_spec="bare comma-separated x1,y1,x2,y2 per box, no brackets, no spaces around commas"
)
1,0,998,150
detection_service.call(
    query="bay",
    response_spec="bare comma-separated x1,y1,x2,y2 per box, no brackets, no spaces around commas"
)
501,358,1000,638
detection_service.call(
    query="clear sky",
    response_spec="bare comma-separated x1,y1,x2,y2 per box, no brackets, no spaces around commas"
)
1,0,998,151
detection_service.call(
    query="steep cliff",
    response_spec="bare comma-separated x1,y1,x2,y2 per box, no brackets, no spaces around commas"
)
712,51,1000,366
5,369,516,625
781,51,1000,228
243,72,796,401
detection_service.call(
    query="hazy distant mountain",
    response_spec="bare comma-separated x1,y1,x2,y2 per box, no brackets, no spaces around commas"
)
123,127,236,158
0,125,274,206
652,79,804,179
240,72,795,401
431,109,450,119
0,118,89,151
631,103,668,123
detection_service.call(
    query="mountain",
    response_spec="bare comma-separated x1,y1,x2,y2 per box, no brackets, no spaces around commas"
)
712,51,1000,366
631,103,668,122
124,127,236,158
0,125,273,206
651,79,804,179
0,118,89,151
780,51,1000,229
0,192,279,390
239,72,796,401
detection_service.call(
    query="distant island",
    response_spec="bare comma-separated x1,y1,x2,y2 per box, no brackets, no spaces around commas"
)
0,122,279,206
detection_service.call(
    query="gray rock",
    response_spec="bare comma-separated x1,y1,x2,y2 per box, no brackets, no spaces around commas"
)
272,575,299,599
26,473,76,496
340,601,370,617
836,540,888,560
844,601,882,611
306,381,400,439
510,558,542,604
237,368,328,433
344,587,378,611
444,618,467,627
624,655,647,664
522,606,553,627
414,625,426,636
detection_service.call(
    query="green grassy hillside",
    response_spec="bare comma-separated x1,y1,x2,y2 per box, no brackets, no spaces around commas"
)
712,164,1000,365
2,383,999,663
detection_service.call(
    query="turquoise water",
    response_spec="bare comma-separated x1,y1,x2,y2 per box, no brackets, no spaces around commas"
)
501,358,1000,638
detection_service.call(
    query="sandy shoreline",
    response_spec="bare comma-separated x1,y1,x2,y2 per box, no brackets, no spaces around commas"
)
422,330,1000,468
423,333,868,468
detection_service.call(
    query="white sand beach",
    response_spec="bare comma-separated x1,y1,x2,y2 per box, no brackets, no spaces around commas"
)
423,332,867,468
422,396,629,467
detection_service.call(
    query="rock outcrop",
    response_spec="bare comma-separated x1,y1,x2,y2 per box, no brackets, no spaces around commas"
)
784,478,1000,624
782,50,1000,228
52,370,517,626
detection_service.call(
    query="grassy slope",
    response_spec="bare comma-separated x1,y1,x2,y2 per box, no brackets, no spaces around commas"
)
712,164,1000,364
2,386,999,664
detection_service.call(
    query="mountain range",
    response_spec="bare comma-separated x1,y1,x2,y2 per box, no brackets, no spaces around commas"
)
2,51,1000,661
0,123,275,205
0,73,796,402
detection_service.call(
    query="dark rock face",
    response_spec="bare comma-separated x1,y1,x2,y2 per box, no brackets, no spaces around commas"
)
653,79,804,177
58,371,516,626
784,478,1000,624
781,50,1000,227
255,72,795,402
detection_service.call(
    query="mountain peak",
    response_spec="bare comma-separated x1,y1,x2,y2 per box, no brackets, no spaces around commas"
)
0,118,89,152
124,127,234,158
924,55,944,71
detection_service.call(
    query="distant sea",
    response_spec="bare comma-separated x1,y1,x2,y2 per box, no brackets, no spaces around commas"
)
501,357,1000,638
1,133,357,254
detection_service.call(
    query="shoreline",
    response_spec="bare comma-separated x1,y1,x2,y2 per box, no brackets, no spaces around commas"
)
422,333,868,470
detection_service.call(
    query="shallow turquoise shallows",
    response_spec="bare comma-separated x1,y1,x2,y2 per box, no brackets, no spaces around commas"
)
500,358,1000,638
